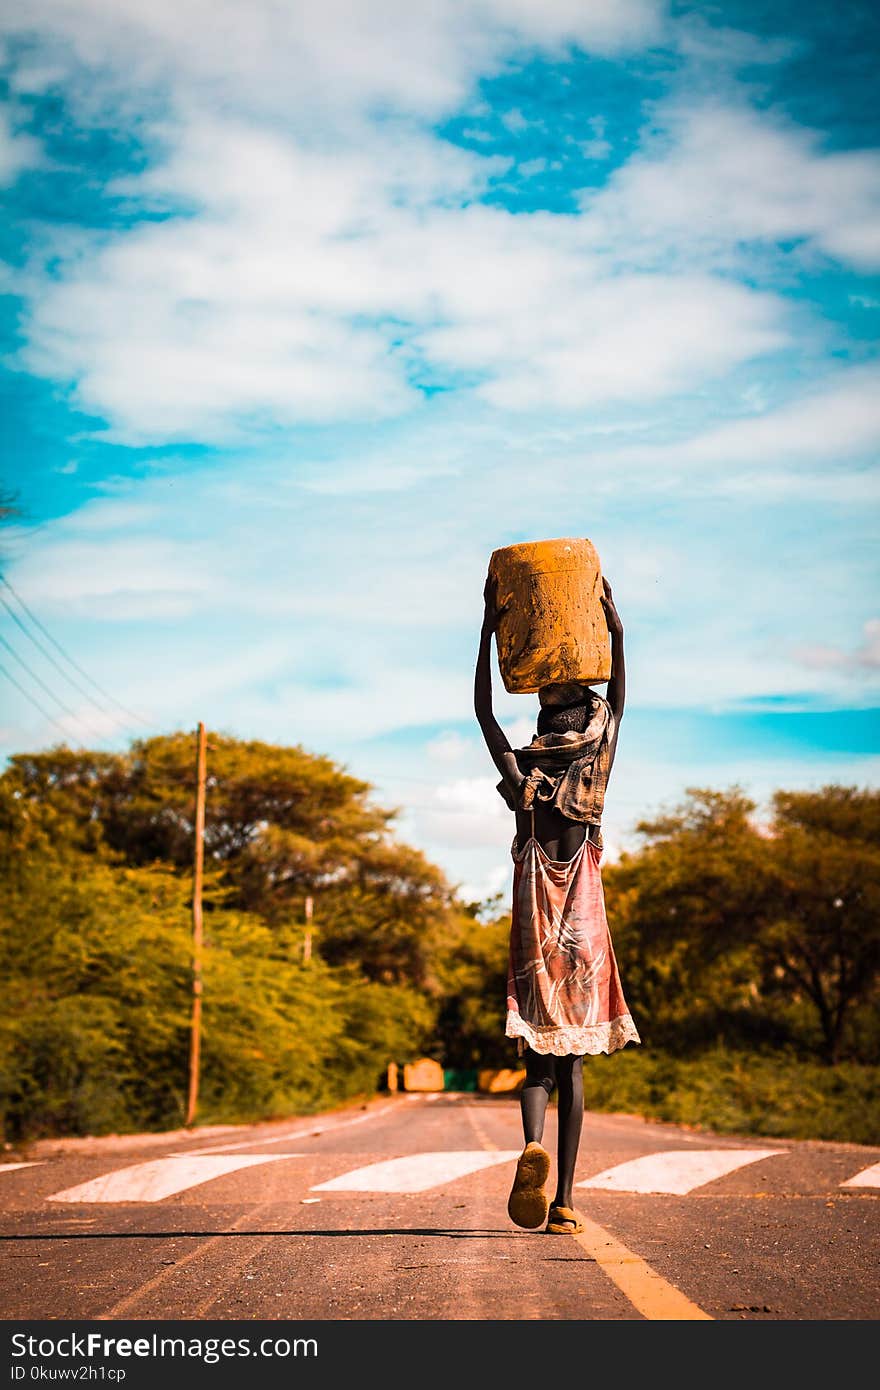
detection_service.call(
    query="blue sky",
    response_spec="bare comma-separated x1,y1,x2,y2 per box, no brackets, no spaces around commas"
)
1,0,878,903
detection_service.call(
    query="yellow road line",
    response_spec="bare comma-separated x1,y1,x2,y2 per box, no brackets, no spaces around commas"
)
467,1103,712,1321
572,1218,712,1321
465,1105,498,1151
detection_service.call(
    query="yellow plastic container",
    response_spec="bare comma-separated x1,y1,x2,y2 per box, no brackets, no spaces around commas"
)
402,1058,445,1092
489,537,610,694
477,1068,527,1094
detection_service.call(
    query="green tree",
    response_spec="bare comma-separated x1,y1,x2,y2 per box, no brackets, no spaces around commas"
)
603,787,771,1048
431,906,511,1069
316,839,455,988
3,735,449,989
603,785,880,1063
0,735,446,1139
756,787,880,1063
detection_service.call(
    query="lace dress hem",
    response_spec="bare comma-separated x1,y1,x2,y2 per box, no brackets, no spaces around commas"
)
506,1011,641,1057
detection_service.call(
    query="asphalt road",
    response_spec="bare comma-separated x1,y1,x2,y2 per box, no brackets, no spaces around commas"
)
1,1094,878,1321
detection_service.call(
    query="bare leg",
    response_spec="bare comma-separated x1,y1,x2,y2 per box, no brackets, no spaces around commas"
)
520,1048,555,1144
507,1048,555,1228
552,1054,584,1208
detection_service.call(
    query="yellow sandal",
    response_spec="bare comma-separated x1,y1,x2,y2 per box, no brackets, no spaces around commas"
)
546,1204,585,1234
507,1142,551,1229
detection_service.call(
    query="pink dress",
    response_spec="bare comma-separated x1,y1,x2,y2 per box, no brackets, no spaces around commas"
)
506,817,640,1058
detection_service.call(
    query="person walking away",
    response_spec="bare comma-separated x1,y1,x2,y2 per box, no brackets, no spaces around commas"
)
474,570,640,1234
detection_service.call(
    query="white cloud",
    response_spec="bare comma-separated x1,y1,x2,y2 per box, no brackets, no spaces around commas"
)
856,621,880,669
5,528,220,619
577,136,612,161
673,13,802,70
676,365,880,464
455,861,510,905
502,109,531,134
16,10,865,440
412,775,511,849
433,776,507,814
708,469,880,505
580,102,880,272
449,273,788,411
506,715,537,748
2,0,662,126
0,106,41,184
595,364,880,488
270,669,477,746
3,446,877,913
791,618,880,674
9,424,875,739
16,113,792,441
66,500,162,531
5,7,880,448
426,730,475,763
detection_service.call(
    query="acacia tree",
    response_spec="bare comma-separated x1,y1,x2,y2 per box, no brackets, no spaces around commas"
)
2,734,459,993
603,785,880,1062
757,787,880,1063
603,787,771,1046
0,745,441,1139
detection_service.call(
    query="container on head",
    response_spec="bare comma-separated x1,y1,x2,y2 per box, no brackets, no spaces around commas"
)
488,537,611,695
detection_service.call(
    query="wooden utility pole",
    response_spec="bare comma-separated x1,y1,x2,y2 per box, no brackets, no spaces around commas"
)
185,721,207,1126
303,894,314,963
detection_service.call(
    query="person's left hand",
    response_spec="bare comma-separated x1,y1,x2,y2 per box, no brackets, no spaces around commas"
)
482,571,508,630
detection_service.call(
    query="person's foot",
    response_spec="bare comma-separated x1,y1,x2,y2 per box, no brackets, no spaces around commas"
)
507,1142,551,1230
546,1203,585,1234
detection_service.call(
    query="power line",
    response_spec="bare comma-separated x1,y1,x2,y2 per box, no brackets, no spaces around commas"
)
0,632,111,746
0,659,84,744
0,593,118,720
0,573,151,729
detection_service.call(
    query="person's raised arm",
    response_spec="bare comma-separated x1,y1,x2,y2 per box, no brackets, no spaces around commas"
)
474,573,524,799
599,575,625,775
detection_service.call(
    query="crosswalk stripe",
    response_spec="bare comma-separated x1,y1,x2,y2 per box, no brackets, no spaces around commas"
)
840,1162,880,1189
311,1150,520,1193
0,1162,43,1173
47,1153,302,1204
177,1100,400,1156
577,1148,785,1195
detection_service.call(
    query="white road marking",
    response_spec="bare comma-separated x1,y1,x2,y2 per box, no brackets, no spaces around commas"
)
841,1162,880,1189
48,1153,302,1204
178,1101,399,1156
0,1162,43,1173
312,1150,520,1193
577,1148,785,1195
